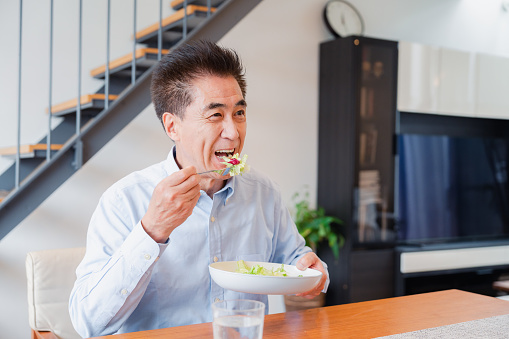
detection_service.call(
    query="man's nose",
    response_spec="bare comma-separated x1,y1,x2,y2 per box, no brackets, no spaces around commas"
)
221,119,240,140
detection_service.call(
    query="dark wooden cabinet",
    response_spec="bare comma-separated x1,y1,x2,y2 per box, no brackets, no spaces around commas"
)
318,36,398,305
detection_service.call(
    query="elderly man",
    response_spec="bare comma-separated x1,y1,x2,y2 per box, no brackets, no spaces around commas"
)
69,40,329,338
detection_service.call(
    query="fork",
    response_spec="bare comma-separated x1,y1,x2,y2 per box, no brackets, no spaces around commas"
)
197,167,231,176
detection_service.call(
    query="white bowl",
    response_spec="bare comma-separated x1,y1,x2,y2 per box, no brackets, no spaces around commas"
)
209,261,322,295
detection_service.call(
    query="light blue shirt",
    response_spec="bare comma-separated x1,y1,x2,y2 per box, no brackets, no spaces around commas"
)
69,147,328,338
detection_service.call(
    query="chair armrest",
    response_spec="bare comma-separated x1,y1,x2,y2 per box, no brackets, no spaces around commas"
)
31,329,59,339
493,280,509,293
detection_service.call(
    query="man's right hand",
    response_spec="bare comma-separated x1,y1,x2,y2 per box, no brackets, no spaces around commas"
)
141,166,201,243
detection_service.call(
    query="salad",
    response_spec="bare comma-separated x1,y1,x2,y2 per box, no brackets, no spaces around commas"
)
221,153,249,177
235,260,299,277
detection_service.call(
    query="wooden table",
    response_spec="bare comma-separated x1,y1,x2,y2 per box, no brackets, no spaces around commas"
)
90,289,509,339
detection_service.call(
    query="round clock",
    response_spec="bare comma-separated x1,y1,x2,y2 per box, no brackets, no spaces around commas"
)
323,0,365,38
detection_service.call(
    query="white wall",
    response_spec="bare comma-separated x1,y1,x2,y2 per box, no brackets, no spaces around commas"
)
1,0,509,337
355,0,509,58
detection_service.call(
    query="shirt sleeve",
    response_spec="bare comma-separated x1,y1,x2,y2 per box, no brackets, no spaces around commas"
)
271,191,330,293
69,189,169,338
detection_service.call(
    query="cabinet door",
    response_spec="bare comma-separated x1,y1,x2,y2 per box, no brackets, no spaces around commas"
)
397,41,440,114
476,53,509,119
398,42,476,117
355,39,397,244
437,48,476,116
350,249,394,302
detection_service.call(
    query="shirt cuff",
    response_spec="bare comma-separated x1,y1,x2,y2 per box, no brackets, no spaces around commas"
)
120,222,170,269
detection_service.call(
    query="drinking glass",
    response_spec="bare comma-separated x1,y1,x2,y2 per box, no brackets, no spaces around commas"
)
212,299,265,339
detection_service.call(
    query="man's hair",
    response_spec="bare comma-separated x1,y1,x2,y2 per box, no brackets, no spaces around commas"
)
151,40,246,123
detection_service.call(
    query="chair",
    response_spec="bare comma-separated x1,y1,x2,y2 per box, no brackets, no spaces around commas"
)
493,280,509,293
26,247,86,339
493,279,509,301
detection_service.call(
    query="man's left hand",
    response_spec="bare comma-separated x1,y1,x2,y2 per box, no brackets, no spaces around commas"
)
294,252,328,299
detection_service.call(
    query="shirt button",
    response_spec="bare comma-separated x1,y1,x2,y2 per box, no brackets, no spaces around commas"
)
214,298,220,303
211,216,215,222
121,289,128,295
144,254,151,260
213,256,219,262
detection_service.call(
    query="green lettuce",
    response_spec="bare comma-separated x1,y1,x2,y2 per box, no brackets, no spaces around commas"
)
235,260,287,277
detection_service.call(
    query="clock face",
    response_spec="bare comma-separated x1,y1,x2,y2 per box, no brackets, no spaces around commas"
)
324,0,364,37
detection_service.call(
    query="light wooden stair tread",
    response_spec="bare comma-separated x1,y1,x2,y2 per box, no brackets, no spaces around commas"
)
0,144,63,156
0,190,7,203
170,0,223,10
90,48,169,78
135,5,216,40
50,94,118,114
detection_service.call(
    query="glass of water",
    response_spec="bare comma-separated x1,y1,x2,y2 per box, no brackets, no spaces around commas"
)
212,299,265,339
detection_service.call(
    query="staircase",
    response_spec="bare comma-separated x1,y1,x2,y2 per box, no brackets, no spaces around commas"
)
0,0,263,240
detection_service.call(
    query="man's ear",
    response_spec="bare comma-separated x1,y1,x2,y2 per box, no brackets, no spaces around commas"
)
162,112,180,141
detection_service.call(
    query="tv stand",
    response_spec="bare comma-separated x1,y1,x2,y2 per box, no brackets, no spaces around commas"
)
395,240,509,296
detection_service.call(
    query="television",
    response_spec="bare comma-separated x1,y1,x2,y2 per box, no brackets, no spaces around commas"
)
396,133,509,245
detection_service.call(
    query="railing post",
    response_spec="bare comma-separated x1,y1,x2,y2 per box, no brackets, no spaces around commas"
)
47,0,54,161
105,0,111,110
158,0,162,60
15,0,23,189
74,0,83,170
183,0,188,39
132,0,137,85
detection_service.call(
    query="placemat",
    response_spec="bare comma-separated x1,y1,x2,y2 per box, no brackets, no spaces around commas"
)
374,313,509,339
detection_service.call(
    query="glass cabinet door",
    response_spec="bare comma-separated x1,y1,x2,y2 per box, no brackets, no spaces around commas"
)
354,40,397,245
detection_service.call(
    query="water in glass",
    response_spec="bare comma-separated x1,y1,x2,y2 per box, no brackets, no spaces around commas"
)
213,315,263,339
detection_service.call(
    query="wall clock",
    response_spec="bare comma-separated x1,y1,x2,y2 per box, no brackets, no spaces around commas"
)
323,0,365,38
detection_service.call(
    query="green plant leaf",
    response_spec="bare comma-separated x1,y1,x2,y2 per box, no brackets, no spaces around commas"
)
291,190,345,261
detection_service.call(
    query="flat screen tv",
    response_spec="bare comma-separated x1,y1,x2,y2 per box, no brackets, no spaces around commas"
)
397,133,509,244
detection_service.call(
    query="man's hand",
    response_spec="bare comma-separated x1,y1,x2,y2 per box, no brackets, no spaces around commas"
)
141,166,201,243
295,252,328,299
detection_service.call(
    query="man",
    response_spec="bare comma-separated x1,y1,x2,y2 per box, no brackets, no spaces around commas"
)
69,40,329,338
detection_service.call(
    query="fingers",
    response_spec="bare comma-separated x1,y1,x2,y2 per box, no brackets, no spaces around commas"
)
295,252,328,298
296,252,315,270
162,166,199,189
296,252,325,272
141,166,202,243
155,167,201,202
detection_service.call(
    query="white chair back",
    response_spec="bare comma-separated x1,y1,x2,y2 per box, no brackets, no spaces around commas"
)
26,247,85,339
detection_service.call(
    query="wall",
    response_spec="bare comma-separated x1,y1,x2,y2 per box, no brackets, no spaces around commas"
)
1,0,509,337
354,0,509,58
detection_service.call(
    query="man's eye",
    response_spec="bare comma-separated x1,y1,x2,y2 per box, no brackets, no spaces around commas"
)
209,113,222,119
235,110,246,117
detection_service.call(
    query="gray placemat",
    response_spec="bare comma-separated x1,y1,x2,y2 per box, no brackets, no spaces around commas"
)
374,313,509,339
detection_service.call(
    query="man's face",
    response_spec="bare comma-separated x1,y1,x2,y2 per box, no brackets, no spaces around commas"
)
165,75,247,177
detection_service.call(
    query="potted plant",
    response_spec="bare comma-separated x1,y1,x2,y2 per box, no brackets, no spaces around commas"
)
284,191,345,312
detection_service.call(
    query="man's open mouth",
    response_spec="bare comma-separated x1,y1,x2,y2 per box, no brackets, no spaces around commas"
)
215,149,235,159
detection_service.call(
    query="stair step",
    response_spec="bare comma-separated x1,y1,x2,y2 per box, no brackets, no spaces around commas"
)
0,190,7,203
90,48,169,79
136,5,216,48
0,144,63,158
50,94,118,116
170,0,225,10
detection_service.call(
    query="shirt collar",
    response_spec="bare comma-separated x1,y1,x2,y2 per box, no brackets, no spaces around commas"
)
163,146,181,175
221,177,235,203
